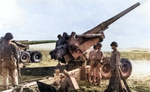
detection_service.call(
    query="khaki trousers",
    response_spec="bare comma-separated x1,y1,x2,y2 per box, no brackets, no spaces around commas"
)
2,60,18,87
90,61,102,76
89,61,102,83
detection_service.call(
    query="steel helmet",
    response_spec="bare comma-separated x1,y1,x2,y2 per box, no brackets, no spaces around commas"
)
4,32,13,41
57,34,61,38
96,43,102,48
110,41,118,47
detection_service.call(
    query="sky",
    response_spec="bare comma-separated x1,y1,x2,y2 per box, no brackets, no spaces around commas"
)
0,0,150,51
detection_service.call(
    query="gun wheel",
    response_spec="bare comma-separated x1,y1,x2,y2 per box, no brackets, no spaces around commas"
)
120,58,132,79
31,51,42,63
101,63,111,79
20,51,30,63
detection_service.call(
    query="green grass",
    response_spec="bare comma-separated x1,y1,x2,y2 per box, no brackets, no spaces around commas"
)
1,76,150,92
104,52,150,60
121,52,150,60
78,80,108,92
24,50,150,68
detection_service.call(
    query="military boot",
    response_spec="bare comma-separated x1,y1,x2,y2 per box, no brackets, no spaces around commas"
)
88,75,92,83
92,76,96,83
3,86,8,90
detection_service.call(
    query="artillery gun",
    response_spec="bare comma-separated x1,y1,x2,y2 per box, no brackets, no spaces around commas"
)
50,2,140,79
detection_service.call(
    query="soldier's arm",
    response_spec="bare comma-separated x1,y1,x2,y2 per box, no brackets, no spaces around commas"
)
100,51,104,63
12,43,20,61
116,51,121,66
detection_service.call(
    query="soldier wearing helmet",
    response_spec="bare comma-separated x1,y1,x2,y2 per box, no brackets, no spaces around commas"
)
88,43,103,86
57,34,62,40
110,41,120,70
55,34,62,48
0,32,20,90
105,41,130,92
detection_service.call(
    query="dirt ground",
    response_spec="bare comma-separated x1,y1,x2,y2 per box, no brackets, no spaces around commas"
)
78,60,150,92
0,60,150,92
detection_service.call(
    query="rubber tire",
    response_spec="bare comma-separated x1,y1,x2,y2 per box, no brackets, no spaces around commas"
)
31,51,42,63
20,51,31,63
101,63,111,79
120,58,132,79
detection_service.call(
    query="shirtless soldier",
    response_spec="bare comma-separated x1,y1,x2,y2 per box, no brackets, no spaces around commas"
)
88,43,103,86
0,33,20,90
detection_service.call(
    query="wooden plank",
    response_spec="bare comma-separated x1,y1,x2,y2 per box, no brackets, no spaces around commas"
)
70,76,79,89
2,68,82,92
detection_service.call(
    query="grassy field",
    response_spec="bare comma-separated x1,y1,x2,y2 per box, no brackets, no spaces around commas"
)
78,77,150,92
24,50,150,68
121,51,150,60
104,51,150,61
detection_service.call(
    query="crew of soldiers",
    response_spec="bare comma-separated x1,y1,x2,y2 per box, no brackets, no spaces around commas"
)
0,33,20,90
87,41,130,91
88,43,103,86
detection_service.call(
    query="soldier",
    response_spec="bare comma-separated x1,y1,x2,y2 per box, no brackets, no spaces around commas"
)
0,33,20,90
105,41,130,92
55,34,62,48
55,34,64,65
88,43,103,86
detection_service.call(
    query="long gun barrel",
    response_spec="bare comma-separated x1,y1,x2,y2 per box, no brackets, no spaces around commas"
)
76,34,102,38
84,2,140,34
